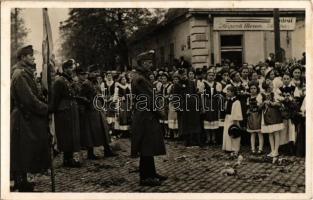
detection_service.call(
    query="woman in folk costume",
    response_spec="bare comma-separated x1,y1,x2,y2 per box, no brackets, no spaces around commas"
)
167,73,180,139
173,69,202,147
80,66,117,158
276,72,297,155
224,70,249,145
246,81,264,154
195,68,207,144
113,75,132,137
188,70,197,85
289,65,306,157
222,85,243,156
103,72,116,135
219,68,231,127
260,81,284,157
202,67,223,145
263,68,283,92
159,73,171,138
154,72,163,93
296,94,305,157
240,66,250,90
290,65,305,97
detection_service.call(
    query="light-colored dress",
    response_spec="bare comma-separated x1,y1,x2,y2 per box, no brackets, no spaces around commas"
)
222,99,243,152
167,84,178,130
261,92,284,133
113,83,131,131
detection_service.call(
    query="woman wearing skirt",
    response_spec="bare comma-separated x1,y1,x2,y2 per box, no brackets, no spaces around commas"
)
167,74,179,139
222,86,243,156
113,75,132,137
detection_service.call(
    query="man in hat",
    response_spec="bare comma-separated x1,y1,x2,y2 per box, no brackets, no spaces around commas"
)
131,54,167,186
11,45,50,191
50,59,81,167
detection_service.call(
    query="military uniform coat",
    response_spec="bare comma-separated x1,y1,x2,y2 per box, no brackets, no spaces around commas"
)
131,71,166,157
80,79,109,147
10,61,50,173
51,73,80,152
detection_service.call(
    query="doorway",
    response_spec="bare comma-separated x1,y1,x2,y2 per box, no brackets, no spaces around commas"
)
220,34,243,67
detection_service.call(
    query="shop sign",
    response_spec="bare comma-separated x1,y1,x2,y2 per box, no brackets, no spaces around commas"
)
213,17,296,31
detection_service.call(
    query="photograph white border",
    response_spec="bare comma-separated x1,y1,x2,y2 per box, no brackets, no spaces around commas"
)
1,1,312,200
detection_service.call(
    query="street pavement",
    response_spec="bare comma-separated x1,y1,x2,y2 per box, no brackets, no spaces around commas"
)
27,138,305,193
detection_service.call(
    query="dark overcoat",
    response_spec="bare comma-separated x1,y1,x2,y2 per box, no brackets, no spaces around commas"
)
173,79,202,136
79,79,110,147
131,71,166,157
10,61,50,173
51,74,80,152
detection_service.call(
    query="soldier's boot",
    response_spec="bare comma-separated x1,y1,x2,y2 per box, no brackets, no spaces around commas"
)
104,146,118,157
63,152,81,168
87,148,100,160
13,173,34,192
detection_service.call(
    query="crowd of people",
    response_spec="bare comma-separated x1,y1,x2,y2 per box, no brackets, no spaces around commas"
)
10,44,306,191
82,54,306,159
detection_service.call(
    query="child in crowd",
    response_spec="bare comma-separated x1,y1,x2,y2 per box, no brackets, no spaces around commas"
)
222,86,243,156
261,81,284,157
246,81,263,154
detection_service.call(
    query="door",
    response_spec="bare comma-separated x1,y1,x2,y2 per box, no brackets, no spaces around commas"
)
220,35,243,67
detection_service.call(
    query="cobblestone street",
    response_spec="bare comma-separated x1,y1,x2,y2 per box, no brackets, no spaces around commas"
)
31,139,305,193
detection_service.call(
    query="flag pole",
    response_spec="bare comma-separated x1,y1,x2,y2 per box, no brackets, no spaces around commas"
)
43,7,56,192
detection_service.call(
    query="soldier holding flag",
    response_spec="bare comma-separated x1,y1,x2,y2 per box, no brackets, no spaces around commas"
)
11,45,51,192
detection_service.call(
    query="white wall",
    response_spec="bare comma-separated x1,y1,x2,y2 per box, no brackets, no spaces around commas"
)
291,19,305,60
244,31,265,64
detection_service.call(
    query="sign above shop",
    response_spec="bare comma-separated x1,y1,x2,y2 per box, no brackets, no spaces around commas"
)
213,17,296,31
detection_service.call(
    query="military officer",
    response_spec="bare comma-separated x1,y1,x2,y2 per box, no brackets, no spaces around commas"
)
11,45,50,192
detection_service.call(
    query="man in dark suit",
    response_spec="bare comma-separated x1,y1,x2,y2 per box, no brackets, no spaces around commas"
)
11,45,50,191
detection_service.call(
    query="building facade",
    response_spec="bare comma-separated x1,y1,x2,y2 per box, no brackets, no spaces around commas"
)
128,9,305,69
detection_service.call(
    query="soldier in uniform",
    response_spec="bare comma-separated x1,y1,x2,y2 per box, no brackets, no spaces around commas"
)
50,59,81,167
11,45,50,191
131,51,167,186
79,65,117,159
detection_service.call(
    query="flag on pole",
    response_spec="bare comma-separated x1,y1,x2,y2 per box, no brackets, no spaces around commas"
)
42,8,57,150
42,8,54,91
42,8,57,192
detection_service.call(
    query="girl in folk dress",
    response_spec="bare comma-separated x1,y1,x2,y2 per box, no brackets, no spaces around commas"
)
168,74,179,139
203,68,223,145
261,81,284,157
160,73,171,138
222,86,243,156
276,73,297,155
103,72,116,135
246,81,264,154
113,75,132,137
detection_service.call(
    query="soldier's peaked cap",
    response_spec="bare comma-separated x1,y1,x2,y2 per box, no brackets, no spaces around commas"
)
17,45,34,60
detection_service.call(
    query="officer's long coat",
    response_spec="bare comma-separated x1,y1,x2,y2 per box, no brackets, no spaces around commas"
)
131,70,166,157
10,61,50,173
79,79,109,147
51,73,80,152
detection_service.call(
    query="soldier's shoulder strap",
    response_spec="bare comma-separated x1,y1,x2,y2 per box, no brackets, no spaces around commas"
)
11,67,26,80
